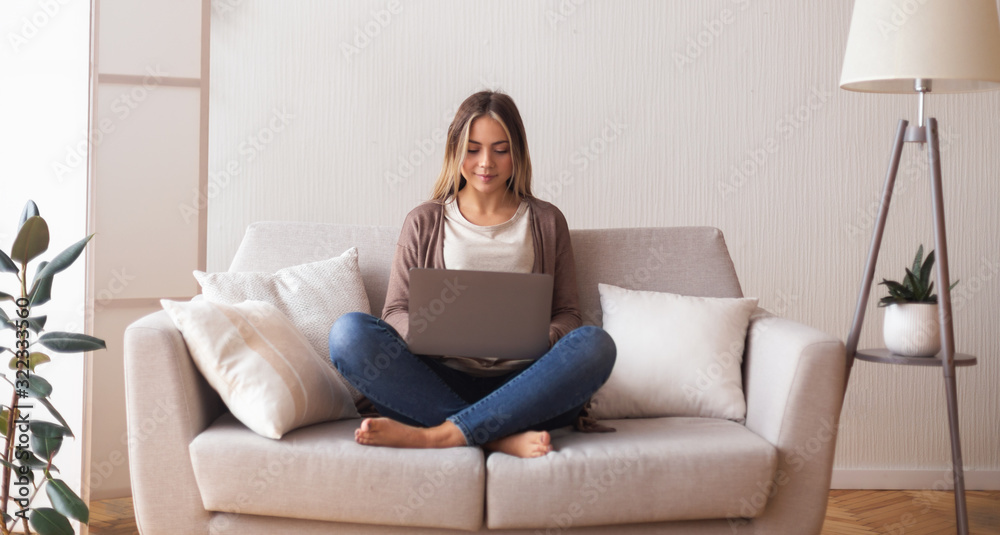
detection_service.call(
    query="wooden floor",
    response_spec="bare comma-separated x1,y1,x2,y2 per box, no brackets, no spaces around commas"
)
821,490,998,535
90,490,999,534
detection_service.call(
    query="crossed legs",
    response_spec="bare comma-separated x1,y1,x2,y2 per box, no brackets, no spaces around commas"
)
329,312,615,458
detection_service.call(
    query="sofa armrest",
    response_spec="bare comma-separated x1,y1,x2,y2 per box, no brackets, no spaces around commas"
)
124,309,226,535
740,309,846,535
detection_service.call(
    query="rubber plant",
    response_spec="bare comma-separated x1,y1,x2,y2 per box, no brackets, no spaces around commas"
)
0,201,106,535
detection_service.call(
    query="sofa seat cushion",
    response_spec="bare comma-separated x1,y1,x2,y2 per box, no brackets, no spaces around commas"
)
189,413,485,531
485,417,777,530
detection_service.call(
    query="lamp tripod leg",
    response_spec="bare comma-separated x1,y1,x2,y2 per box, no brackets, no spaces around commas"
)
844,119,909,390
926,117,968,535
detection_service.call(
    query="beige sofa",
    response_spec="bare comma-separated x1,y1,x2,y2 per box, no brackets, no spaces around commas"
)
123,223,846,534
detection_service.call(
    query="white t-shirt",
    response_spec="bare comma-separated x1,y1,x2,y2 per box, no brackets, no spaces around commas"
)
443,199,534,273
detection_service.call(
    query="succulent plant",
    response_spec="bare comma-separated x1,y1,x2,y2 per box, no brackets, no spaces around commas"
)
878,244,957,307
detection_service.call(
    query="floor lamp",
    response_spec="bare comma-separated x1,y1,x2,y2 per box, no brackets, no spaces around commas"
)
840,2,1000,534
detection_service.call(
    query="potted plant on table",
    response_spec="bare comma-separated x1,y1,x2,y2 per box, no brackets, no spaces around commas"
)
0,201,106,535
878,244,957,357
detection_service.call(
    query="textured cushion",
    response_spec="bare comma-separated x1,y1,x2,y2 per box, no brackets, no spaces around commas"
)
590,284,758,421
228,223,400,316
486,418,778,529
161,300,357,439
195,247,370,360
195,247,370,401
189,413,486,531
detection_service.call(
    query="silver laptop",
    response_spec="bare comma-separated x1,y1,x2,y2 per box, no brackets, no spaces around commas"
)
407,268,554,360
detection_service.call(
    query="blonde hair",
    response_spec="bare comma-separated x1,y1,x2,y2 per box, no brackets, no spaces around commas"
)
430,91,533,202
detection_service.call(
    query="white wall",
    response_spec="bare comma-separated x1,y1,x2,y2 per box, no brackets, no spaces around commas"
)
209,1,1000,486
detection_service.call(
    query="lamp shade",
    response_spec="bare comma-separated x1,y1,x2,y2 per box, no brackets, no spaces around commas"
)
841,0,1000,93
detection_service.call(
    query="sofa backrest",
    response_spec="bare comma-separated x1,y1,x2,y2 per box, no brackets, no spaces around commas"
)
228,222,743,327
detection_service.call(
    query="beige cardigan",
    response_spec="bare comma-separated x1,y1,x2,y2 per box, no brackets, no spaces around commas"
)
382,197,583,345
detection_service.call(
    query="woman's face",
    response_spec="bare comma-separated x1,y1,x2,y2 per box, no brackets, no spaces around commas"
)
460,116,514,198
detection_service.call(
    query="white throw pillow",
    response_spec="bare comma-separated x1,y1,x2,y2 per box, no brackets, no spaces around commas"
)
590,283,758,421
161,299,358,439
193,248,370,361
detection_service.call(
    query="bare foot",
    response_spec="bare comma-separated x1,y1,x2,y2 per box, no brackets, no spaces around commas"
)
484,430,553,458
354,418,466,449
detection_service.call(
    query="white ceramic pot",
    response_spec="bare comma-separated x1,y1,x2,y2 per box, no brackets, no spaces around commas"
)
883,303,941,357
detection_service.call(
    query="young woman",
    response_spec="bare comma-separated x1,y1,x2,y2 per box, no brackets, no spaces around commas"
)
328,91,616,459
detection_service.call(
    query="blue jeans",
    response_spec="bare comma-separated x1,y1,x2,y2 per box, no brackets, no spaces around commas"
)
328,312,616,446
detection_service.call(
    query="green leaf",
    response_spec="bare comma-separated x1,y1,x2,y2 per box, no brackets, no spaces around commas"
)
9,352,51,372
30,235,94,294
26,315,47,333
30,261,53,307
30,507,74,535
0,248,17,273
911,244,925,278
20,450,58,472
0,408,16,437
0,290,16,302
2,511,10,525
10,215,49,264
45,478,89,524
31,431,63,459
19,200,41,229
30,421,72,438
921,249,936,287
26,374,53,398
38,331,107,353
37,332,106,353
922,281,935,301
0,306,12,330
36,397,73,438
